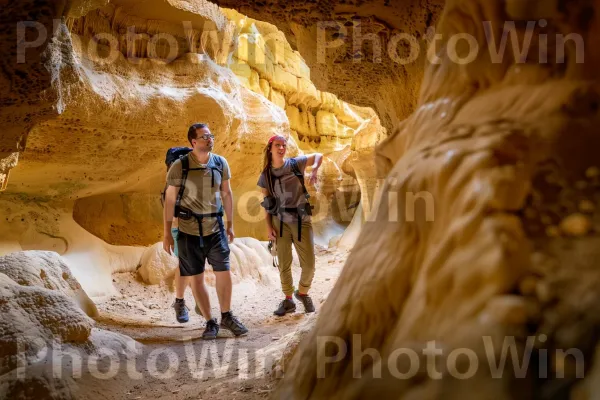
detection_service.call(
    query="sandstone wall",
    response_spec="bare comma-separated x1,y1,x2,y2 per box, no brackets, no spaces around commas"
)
1,0,386,250
207,0,445,134
279,0,600,398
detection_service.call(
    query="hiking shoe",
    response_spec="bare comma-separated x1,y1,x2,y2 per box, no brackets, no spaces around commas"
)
202,318,219,340
294,291,315,313
274,299,296,316
220,312,249,337
173,300,189,323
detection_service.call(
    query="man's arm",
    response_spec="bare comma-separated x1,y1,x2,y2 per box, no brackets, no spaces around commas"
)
220,179,235,242
163,185,179,254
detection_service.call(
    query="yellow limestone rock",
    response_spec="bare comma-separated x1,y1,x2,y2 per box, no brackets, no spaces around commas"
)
228,56,252,87
314,110,354,152
0,251,98,317
236,33,258,63
320,91,341,112
240,19,260,36
259,79,271,98
296,77,321,108
335,101,364,129
308,112,318,138
248,68,261,94
296,57,311,81
339,125,355,139
262,29,287,66
297,107,311,136
272,64,298,94
560,213,592,236
286,105,301,133
228,57,262,95
283,47,309,79
316,110,339,136
236,33,275,80
278,0,600,397
138,242,178,285
270,89,286,109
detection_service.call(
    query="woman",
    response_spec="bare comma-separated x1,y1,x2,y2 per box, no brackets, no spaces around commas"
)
257,135,323,316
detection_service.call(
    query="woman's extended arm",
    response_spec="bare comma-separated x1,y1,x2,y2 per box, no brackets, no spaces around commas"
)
304,153,323,185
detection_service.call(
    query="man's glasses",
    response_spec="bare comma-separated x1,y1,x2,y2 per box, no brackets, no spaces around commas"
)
197,134,214,141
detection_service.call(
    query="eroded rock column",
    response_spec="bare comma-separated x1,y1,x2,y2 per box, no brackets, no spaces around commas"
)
281,0,600,398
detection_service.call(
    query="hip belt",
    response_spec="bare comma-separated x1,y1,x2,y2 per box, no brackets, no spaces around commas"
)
260,196,312,242
175,205,225,247
278,207,308,242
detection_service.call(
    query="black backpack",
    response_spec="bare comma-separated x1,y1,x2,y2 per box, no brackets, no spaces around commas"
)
160,148,223,206
262,158,313,241
163,150,227,247
165,147,192,167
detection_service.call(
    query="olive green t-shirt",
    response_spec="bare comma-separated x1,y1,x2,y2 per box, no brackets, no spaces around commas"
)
166,152,231,237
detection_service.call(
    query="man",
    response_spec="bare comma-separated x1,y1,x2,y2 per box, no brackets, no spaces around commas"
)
163,123,248,339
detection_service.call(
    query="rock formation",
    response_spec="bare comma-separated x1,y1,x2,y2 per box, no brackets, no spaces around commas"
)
2,3,387,398
209,0,445,134
137,237,277,286
0,251,98,317
223,9,387,244
0,251,139,399
271,0,600,398
0,1,389,398
10,0,600,398
1,0,384,249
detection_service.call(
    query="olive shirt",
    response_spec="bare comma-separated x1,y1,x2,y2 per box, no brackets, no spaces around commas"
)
166,152,231,237
257,156,310,224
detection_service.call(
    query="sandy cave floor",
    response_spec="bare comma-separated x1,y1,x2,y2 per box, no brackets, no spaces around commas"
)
75,245,347,400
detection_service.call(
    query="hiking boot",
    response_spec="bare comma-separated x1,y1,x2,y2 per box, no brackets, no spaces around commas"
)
274,299,296,316
220,312,249,337
294,291,315,313
173,299,189,323
202,318,219,340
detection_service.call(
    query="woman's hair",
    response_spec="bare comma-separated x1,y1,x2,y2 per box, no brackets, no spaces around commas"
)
262,135,287,194
262,135,287,172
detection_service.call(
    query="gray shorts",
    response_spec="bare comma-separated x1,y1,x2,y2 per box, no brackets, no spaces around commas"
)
177,230,230,276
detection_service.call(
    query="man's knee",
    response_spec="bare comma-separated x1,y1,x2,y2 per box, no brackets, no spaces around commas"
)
190,273,206,284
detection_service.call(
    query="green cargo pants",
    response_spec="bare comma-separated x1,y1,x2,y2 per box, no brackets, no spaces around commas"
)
272,215,315,296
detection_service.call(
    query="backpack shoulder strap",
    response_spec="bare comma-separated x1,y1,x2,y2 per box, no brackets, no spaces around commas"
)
266,168,276,196
176,155,190,207
160,182,168,207
213,154,223,169
289,158,309,199
181,154,189,172
210,154,224,188
289,158,302,178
